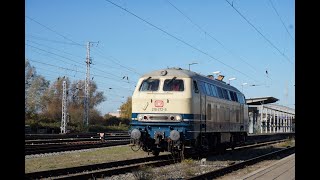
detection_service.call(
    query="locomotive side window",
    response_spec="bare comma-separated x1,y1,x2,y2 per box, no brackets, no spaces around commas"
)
229,91,235,101
229,91,238,102
163,79,184,91
139,79,160,91
205,83,212,96
216,86,224,98
236,93,245,104
222,89,230,100
234,92,239,102
193,80,199,93
210,84,218,97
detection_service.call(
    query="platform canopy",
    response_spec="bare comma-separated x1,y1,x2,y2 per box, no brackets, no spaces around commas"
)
246,96,279,105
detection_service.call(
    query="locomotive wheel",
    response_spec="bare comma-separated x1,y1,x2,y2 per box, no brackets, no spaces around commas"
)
131,145,141,152
152,150,160,156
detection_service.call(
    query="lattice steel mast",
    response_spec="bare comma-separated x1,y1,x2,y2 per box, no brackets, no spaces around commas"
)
61,80,67,133
84,41,98,126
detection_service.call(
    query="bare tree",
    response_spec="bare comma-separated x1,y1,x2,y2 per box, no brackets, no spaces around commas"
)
25,59,49,115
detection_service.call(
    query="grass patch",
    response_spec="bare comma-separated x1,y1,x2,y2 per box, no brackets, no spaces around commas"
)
277,139,295,147
182,158,195,165
25,145,152,173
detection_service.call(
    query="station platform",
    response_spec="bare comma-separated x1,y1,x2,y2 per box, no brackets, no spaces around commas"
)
241,153,295,180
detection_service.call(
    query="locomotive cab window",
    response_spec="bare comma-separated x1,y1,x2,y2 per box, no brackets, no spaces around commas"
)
163,79,184,91
139,79,160,91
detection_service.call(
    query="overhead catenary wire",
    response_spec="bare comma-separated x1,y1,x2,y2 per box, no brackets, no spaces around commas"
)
26,39,85,60
104,0,259,83
268,0,294,42
26,16,137,111
28,46,132,87
93,47,142,76
166,0,260,76
28,59,133,84
26,16,142,79
26,34,85,46
224,0,294,66
26,43,84,66
26,42,133,82
26,16,85,47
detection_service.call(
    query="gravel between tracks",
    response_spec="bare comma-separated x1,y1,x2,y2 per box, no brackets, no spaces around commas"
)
102,139,295,180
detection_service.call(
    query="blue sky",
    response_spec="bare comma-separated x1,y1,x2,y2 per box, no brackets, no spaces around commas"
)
25,0,295,115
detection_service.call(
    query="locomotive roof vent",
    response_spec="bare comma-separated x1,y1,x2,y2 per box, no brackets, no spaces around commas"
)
216,74,225,81
207,75,214,79
168,67,182,70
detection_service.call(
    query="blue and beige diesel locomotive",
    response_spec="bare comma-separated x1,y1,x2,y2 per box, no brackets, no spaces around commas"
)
129,67,248,156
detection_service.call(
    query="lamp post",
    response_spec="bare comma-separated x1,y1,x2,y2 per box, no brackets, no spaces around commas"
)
228,77,236,85
188,62,198,71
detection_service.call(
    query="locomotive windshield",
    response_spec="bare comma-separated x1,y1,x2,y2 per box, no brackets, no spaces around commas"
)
163,79,184,91
139,79,160,91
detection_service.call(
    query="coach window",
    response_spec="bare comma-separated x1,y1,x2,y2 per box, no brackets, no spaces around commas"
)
139,79,160,91
193,80,199,93
163,79,184,91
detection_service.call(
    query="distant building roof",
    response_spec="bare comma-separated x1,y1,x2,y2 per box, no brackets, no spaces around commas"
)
246,96,279,105
264,103,295,114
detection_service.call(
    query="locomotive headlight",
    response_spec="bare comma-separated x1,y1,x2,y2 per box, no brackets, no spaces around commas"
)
137,114,143,120
170,130,180,141
131,129,141,139
175,115,182,121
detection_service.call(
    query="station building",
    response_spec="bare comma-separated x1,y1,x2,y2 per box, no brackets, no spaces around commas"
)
246,97,295,134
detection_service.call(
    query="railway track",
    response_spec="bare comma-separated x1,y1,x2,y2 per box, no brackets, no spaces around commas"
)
25,132,293,155
187,146,295,180
25,154,176,179
25,132,128,140
25,140,130,155
25,133,131,155
25,138,293,179
25,135,130,145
